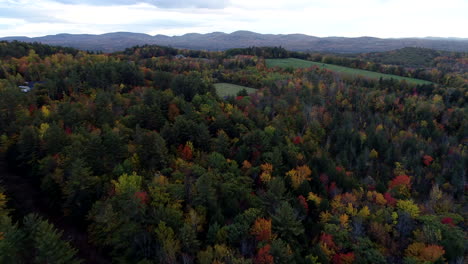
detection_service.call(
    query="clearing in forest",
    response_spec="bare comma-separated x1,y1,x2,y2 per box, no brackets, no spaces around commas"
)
214,83,257,97
266,58,432,85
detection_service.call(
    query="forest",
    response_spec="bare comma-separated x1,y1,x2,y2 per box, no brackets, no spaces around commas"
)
0,41,466,264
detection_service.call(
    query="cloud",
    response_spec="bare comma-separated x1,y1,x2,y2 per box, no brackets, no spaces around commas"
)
0,9,65,23
0,0,466,38
53,0,231,9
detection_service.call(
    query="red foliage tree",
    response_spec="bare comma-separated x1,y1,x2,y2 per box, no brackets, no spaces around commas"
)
293,136,303,144
441,217,455,226
422,155,434,166
65,127,73,135
28,104,36,114
332,252,355,264
384,192,397,206
389,175,411,189
134,191,149,205
320,233,337,250
328,182,337,196
319,173,329,185
298,195,309,214
178,143,193,161
254,245,274,264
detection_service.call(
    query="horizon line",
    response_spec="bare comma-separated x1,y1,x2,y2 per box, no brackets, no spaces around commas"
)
1,31,468,40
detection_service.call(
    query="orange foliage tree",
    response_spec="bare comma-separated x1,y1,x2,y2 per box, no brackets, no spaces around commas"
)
251,218,272,242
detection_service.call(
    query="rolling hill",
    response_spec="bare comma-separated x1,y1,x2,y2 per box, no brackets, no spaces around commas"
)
1,31,468,53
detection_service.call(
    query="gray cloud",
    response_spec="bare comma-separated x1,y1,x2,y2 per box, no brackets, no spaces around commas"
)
54,0,230,8
0,8,66,23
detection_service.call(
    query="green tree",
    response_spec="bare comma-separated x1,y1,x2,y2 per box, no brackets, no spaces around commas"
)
23,214,82,264
271,201,304,242
62,158,100,218
135,130,168,172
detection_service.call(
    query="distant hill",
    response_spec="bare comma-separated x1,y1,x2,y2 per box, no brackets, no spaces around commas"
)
1,31,468,53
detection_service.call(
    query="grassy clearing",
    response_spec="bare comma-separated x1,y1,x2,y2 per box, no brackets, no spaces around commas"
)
266,58,432,85
214,83,257,97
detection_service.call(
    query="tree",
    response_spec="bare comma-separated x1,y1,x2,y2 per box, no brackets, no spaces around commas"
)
155,221,181,264
170,72,214,101
389,175,411,198
251,218,272,242
396,200,420,218
287,165,312,189
271,201,304,242
270,238,295,264
0,193,25,263
62,158,100,217
113,172,142,196
23,214,82,264
254,244,274,264
136,130,168,172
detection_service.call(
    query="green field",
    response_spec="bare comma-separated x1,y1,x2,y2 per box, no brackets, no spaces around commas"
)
266,58,432,85
214,83,257,97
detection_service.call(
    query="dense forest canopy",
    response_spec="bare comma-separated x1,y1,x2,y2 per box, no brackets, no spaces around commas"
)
0,42,466,264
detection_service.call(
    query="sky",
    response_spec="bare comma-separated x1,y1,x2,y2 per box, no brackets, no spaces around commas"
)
0,0,467,38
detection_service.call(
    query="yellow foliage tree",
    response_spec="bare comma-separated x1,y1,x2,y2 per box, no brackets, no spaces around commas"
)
41,105,50,118
370,149,379,159
38,123,50,139
397,200,420,218
260,163,273,183
320,243,335,260
358,206,371,218
319,211,332,224
331,196,343,213
287,165,312,189
307,192,322,205
405,242,426,258
345,203,358,216
375,193,387,206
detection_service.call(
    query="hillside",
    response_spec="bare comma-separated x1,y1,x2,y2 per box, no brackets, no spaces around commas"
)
0,41,466,264
2,31,468,53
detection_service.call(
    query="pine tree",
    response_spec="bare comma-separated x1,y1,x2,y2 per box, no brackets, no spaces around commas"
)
23,214,81,264
271,201,304,242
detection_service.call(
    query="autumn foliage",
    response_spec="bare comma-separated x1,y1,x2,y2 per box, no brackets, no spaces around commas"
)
134,191,149,205
254,245,274,264
178,142,194,161
251,218,272,241
389,175,411,189
0,42,466,264
332,252,355,264
422,155,434,166
287,165,312,189
406,243,445,262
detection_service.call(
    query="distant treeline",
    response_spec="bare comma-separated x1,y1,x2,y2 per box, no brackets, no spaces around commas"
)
225,46,309,59
0,41,81,58
121,44,221,59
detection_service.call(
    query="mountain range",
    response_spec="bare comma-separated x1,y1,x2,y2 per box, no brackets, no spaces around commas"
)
2,31,468,53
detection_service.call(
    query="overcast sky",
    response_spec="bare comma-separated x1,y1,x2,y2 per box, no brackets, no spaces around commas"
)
1,0,467,38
